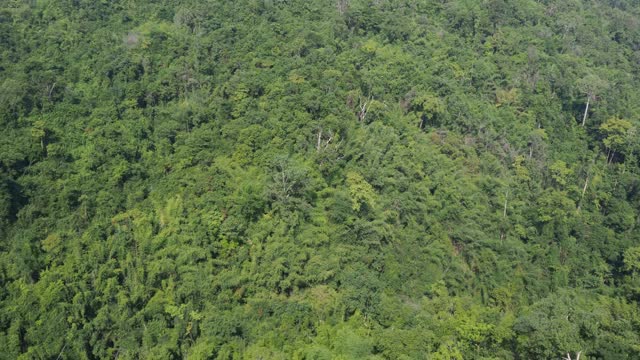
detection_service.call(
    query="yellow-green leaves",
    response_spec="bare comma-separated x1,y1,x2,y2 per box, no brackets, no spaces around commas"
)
41,233,62,253
346,172,375,212
600,117,634,152
623,247,640,275
513,155,530,182
549,160,573,187
495,88,520,107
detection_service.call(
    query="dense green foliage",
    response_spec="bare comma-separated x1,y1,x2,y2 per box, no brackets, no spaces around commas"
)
1,0,640,358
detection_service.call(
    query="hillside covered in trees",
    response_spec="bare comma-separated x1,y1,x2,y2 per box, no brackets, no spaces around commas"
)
1,0,640,358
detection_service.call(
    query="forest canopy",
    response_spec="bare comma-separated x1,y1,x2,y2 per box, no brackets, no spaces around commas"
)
1,0,640,358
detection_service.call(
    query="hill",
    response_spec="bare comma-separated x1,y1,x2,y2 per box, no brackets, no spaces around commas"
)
1,0,640,358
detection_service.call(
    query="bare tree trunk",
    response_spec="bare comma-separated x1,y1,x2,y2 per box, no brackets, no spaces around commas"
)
581,96,590,127
48,82,56,101
337,0,348,15
577,176,589,212
567,351,582,360
358,96,371,122
503,190,509,218
55,343,67,360
316,129,335,152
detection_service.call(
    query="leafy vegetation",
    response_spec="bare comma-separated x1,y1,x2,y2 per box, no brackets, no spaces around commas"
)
1,0,640,358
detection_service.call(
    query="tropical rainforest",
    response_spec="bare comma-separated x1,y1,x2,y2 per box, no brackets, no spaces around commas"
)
1,0,640,358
